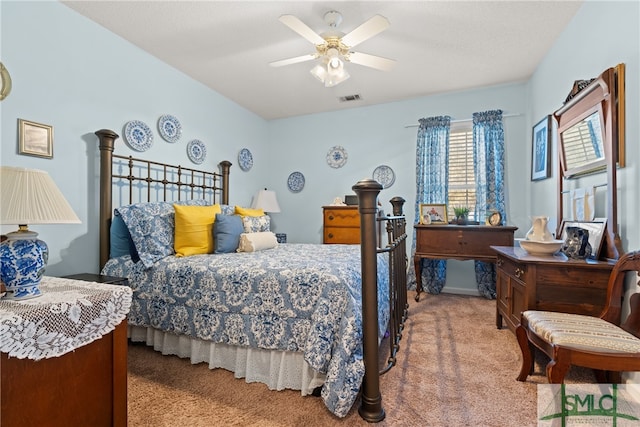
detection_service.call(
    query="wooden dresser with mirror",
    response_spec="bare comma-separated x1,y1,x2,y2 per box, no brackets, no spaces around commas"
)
493,64,625,333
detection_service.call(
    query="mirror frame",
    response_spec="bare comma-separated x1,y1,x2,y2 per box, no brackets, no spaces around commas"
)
555,65,625,261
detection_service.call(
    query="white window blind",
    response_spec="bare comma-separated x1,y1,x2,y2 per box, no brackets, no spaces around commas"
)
448,125,476,220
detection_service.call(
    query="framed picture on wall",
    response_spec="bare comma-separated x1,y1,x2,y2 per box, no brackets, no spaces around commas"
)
531,115,551,181
419,203,448,225
18,119,53,159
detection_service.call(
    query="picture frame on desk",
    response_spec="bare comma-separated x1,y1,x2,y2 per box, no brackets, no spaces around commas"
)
559,219,607,260
419,203,448,224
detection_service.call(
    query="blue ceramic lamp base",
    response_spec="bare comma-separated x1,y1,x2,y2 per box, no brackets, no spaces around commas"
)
0,231,49,301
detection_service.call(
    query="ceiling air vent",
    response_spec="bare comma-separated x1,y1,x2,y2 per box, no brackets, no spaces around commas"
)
339,94,362,102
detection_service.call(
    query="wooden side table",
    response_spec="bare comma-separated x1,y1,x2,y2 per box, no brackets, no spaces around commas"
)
1,276,130,427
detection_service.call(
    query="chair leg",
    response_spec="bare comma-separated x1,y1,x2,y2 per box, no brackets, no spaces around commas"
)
515,324,534,381
593,369,608,383
592,369,622,383
546,349,571,383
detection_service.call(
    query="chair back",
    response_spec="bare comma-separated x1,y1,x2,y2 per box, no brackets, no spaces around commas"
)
600,250,640,328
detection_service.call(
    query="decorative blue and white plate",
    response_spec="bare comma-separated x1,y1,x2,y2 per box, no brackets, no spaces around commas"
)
238,148,253,171
287,171,305,193
158,114,182,143
326,146,348,168
124,120,153,152
187,139,206,164
373,165,396,189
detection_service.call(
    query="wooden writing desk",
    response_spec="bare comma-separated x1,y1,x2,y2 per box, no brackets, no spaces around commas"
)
413,224,517,301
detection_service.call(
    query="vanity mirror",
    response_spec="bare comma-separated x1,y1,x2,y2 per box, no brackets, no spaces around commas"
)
559,106,606,178
555,64,625,261
555,64,625,178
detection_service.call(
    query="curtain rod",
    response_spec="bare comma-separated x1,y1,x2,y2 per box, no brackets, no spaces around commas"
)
404,113,522,128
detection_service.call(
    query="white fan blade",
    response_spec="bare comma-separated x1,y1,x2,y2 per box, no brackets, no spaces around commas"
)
269,54,317,68
347,52,396,71
278,15,326,45
341,15,390,48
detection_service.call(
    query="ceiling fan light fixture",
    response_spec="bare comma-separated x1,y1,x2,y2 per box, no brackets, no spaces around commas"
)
328,56,342,70
273,12,395,88
325,67,350,87
310,63,327,82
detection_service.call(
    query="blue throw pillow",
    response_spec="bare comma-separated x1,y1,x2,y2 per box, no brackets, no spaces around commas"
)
110,213,140,262
214,214,243,253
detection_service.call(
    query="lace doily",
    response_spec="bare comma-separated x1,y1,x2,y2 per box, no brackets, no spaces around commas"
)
0,276,132,360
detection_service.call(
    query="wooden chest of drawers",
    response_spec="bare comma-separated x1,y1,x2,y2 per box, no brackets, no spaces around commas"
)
323,206,360,244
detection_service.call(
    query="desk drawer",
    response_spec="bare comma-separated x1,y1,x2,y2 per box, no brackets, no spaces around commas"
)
497,256,527,280
323,208,360,227
324,227,360,244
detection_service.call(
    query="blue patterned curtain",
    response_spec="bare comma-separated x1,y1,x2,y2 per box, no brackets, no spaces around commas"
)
472,110,505,299
587,119,602,158
408,116,451,294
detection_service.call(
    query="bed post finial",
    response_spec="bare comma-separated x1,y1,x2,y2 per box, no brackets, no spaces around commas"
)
218,161,232,205
95,129,119,271
389,196,405,216
353,178,385,423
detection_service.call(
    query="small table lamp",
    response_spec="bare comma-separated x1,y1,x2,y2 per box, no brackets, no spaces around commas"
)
251,189,281,214
251,189,285,243
0,166,81,300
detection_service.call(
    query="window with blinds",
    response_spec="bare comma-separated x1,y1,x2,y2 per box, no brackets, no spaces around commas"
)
448,125,476,220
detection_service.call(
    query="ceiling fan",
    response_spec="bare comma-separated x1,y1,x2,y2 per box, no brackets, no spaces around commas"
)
270,11,395,87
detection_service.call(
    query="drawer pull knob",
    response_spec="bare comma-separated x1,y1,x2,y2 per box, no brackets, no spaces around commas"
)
328,233,334,238
515,268,524,279
328,215,334,221
496,259,504,267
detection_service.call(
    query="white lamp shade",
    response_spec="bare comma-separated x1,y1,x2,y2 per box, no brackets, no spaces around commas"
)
0,166,81,225
251,189,281,213
310,64,328,83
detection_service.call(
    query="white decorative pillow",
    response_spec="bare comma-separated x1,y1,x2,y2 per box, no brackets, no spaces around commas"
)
237,232,278,252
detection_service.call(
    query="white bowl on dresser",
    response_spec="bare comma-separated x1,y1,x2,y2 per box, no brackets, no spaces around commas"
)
516,238,564,256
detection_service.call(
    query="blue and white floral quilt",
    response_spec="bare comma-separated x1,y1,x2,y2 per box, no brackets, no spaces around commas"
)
102,243,389,417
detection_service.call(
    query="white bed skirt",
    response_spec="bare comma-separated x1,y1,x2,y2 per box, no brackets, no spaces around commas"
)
128,325,326,395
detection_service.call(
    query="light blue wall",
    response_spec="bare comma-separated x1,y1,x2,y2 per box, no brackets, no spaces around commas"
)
1,1,638,299
268,84,528,294
1,1,269,275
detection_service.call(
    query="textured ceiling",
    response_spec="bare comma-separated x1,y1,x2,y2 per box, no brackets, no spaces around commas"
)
62,1,583,120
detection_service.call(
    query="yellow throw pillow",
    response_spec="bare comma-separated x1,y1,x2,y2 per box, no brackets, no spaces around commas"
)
234,206,265,217
174,204,221,256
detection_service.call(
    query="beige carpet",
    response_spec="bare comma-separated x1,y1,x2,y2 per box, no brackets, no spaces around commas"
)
127,292,593,426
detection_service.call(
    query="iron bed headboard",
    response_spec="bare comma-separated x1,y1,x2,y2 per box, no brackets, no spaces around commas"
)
95,129,230,270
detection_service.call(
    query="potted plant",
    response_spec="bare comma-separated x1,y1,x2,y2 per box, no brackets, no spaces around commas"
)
453,206,470,225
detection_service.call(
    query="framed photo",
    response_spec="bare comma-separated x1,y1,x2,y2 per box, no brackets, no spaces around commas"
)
419,203,448,225
531,115,551,181
559,219,606,260
19,119,53,159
